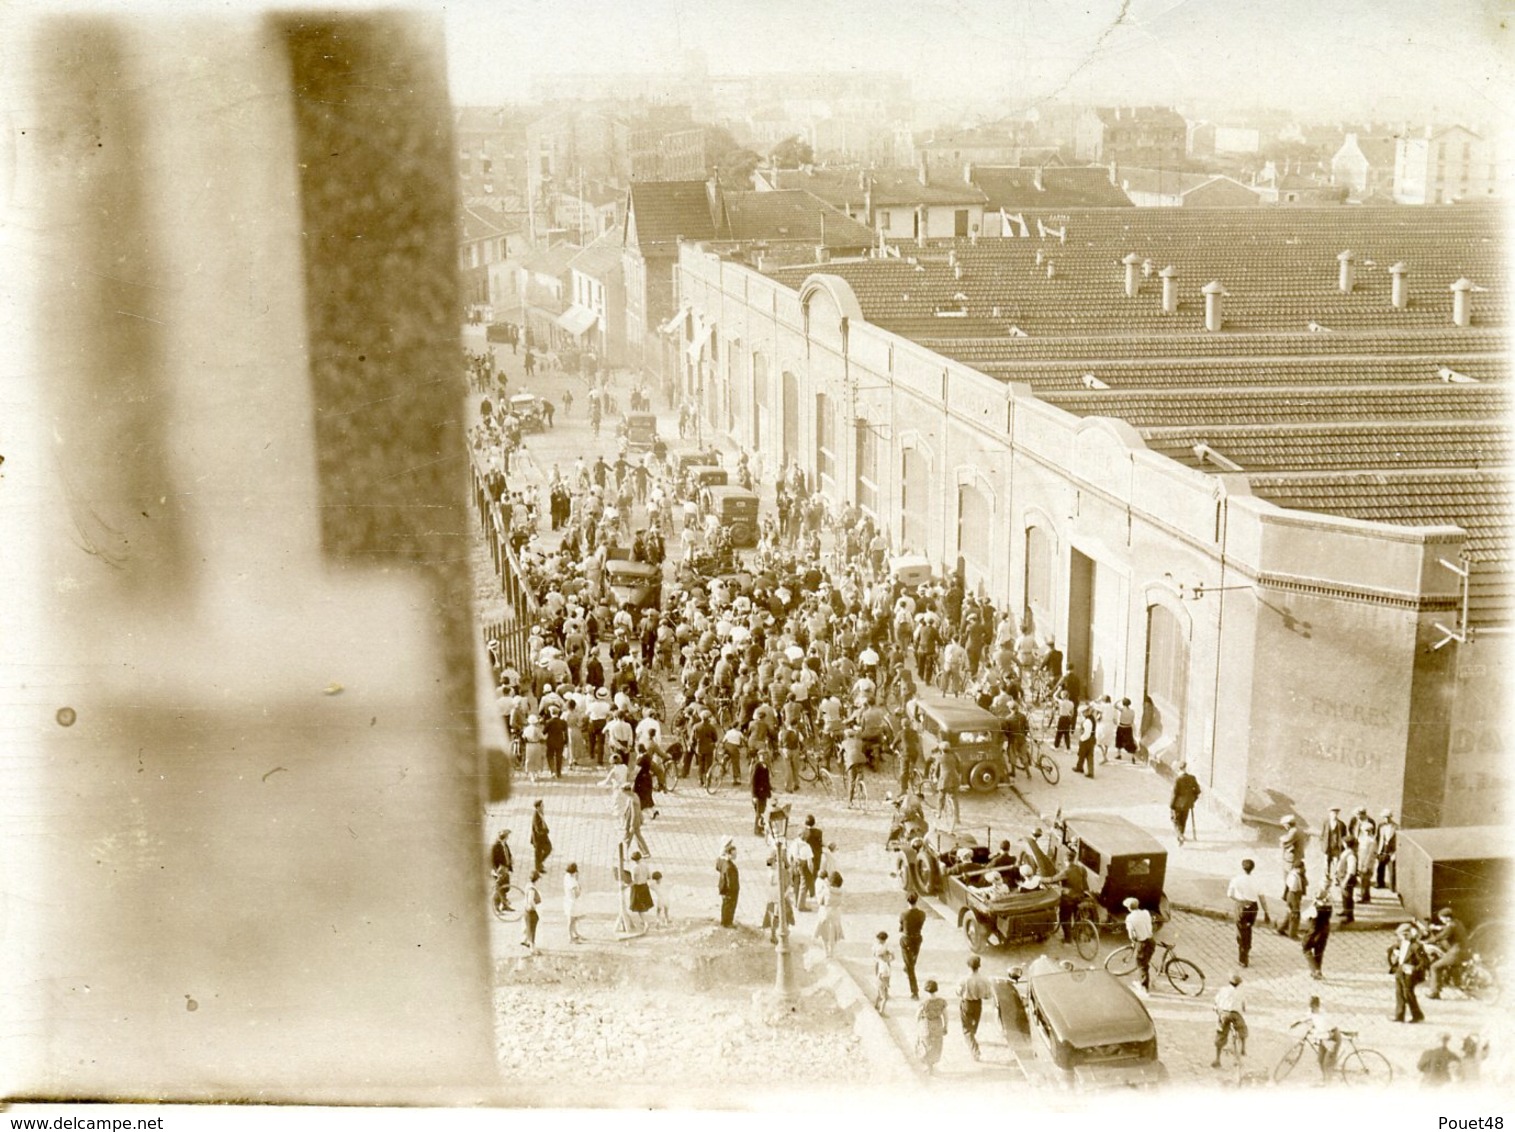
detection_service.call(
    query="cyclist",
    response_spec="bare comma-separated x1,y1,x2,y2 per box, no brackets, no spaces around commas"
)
490,828,514,912
898,710,923,793
841,725,868,803
856,699,892,769
1211,974,1248,1067
1002,700,1029,779
934,750,961,830
1425,907,1467,999
1299,995,1341,1076
719,724,746,788
1052,857,1091,945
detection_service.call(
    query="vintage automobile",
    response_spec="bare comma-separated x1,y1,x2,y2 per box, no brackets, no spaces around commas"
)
897,826,985,896
671,449,722,475
684,464,729,493
1052,812,1169,924
603,558,662,612
621,411,658,452
889,553,933,589
915,698,1011,792
1007,955,1167,1088
941,860,1060,953
698,485,760,548
506,392,546,433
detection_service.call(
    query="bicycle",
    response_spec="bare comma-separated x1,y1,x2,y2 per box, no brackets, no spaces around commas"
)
846,768,870,811
1273,1021,1393,1085
1011,737,1061,785
702,750,739,795
1056,896,1100,961
1104,937,1206,996
491,872,527,923
1214,1011,1247,1086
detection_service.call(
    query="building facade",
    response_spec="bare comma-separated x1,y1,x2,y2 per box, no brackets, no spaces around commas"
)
673,238,1504,830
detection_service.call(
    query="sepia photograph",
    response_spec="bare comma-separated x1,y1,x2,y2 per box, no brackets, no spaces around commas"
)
1,0,1511,1122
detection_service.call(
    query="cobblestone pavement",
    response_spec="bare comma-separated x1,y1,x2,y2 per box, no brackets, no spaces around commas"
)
468,329,1510,1095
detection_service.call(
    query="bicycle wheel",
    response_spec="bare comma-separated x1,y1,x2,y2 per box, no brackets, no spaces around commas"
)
849,778,869,811
1461,959,1501,1003
1217,1039,1244,1085
1037,752,1060,785
1272,1041,1306,1084
492,883,526,923
797,755,818,783
703,766,722,795
1072,916,1099,962
1104,944,1138,977
816,768,835,798
1165,956,1206,997
1338,1048,1393,1086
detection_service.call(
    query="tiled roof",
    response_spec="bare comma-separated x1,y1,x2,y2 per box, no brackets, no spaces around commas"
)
568,225,625,277
1094,107,1187,129
755,203,1510,582
516,242,579,278
1117,167,1221,196
720,190,874,247
767,168,871,212
916,129,1025,150
1352,136,1400,168
627,180,716,249
1140,421,1508,473
974,166,1133,209
867,169,988,207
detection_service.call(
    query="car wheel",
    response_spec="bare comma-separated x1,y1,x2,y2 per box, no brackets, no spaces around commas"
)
911,857,935,895
967,761,1001,792
964,916,989,954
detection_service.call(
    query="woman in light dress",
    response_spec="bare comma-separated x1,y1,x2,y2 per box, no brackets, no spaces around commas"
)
814,872,845,957
521,714,548,783
562,862,584,943
1094,695,1117,764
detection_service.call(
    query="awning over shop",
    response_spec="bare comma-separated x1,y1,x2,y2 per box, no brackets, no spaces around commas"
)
685,321,714,363
658,305,690,335
556,304,598,337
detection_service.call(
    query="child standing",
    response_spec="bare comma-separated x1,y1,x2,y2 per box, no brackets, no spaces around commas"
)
872,931,895,1013
650,870,670,925
522,870,542,954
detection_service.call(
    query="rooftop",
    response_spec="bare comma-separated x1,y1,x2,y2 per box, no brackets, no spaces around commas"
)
720,190,874,247
973,166,1133,210
568,225,625,277
626,180,717,250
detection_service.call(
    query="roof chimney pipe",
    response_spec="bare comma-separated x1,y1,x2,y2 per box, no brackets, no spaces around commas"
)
916,205,927,247
1451,277,1474,327
1337,249,1356,293
918,151,929,186
1122,252,1142,298
1160,265,1178,314
1202,279,1227,331
1390,262,1408,309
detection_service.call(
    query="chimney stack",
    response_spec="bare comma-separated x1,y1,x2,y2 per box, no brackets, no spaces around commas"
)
964,162,975,186
1451,277,1474,327
954,262,964,280
916,205,927,247
1389,262,1408,309
1035,249,1046,267
1159,265,1178,314
1142,258,1155,278
1337,249,1356,293
1202,279,1227,331
1122,252,1142,298
1033,166,1044,192
816,244,830,264
918,151,930,186
1045,260,1057,280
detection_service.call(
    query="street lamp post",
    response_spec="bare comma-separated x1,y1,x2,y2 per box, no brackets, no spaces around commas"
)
768,804,797,998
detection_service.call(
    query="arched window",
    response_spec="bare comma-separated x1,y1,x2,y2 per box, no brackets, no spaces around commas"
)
1025,526,1053,636
900,448,929,552
1144,603,1189,753
815,392,836,488
957,482,991,574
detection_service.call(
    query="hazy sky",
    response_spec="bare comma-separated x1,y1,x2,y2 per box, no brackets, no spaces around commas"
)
442,0,1515,124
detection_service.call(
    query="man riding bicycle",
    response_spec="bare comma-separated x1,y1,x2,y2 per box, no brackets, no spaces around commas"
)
841,726,867,801
855,700,892,769
1300,995,1341,1075
1212,974,1248,1067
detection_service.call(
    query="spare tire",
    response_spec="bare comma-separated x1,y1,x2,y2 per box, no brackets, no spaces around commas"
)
967,760,1001,792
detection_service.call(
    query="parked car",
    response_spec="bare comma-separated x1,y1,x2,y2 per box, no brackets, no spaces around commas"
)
1053,812,1169,924
1009,956,1167,1088
506,393,546,433
684,465,728,493
698,485,760,548
672,449,722,474
915,698,1011,792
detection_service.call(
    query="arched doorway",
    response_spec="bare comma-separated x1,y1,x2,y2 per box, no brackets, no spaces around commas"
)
781,370,799,470
1143,603,1190,766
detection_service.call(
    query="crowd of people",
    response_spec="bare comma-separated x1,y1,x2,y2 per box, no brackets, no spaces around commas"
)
467,345,1494,1088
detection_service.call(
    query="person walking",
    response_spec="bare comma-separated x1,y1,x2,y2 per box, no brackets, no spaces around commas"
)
1124,896,1156,992
1094,695,1116,764
620,782,650,858
1320,806,1348,878
490,827,514,909
1278,861,1306,940
562,862,584,944
1388,922,1428,1023
543,705,567,778
529,799,553,874
916,981,948,1075
750,749,773,836
1334,838,1358,924
802,815,823,900
1170,763,1202,844
1418,1033,1461,1086
1280,814,1308,878
521,713,547,784
814,873,845,958
1302,889,1333,980
716,838,740,927
1226,858,1269,967
872,931,895,1013
1073,705,1097,778
1113,696,1138,759
899,891,926,1000
522,871,542,954
957,954,994,1060
626,850,652,934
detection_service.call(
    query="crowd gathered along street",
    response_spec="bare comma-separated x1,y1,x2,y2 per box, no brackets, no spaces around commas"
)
463,326,1506,1091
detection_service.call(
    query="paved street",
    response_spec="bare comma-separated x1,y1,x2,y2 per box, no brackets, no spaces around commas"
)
470,327,1508,1090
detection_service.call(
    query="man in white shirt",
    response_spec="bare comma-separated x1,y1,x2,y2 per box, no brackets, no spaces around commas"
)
1301,995,1341,1075
1226,858,1269,967
1124,896,1156,991
1212,974,1248,1066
